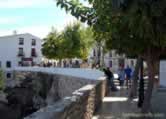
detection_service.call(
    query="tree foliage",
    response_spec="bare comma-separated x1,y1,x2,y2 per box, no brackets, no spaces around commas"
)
55,0,166,54
55,0,166,112
0,69,5,90
42,22,94,60
42,30,64,59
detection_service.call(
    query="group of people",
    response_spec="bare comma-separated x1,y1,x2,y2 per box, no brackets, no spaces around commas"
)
118,65,134,89
103,64,134,91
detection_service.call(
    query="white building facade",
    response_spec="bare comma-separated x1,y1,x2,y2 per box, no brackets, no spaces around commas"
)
0,33,42,79
89,47,136,72
104,50,136,72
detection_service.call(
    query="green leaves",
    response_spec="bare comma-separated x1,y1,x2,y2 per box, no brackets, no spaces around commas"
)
55,0,166,57
42,22,94,60
55,0,96,25
0,69,5,91
42,30,64,59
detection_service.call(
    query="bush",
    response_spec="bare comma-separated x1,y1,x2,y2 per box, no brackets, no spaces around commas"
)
0,69,5,91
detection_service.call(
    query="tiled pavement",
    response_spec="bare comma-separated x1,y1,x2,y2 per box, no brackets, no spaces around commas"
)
92,87,141,119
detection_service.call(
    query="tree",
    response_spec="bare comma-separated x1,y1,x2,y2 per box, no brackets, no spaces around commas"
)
0,69,5,91
42,30,64,60
42,22,94,65
129,57,142,98
62,23,94,59
55,0,166,112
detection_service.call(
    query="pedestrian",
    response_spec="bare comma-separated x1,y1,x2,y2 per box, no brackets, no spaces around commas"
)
118,65,125,87
130,60,135,78
125,65,132,89
103,67,117,91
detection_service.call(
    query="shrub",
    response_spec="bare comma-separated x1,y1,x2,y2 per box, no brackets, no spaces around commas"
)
0,69,5,91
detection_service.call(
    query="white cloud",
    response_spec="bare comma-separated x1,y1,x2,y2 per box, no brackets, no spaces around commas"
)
0,17,22,24
0,25,51,38
0,17,77,39
0,0,53,8
0,8,82,39
18,17,77,38
80,0,92,8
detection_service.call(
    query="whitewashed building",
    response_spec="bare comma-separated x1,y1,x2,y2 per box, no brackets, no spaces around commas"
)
89,48,136,72
103,50,136,72
0,33,42,79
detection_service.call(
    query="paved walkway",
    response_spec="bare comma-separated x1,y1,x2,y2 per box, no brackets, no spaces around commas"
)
93,87,141,119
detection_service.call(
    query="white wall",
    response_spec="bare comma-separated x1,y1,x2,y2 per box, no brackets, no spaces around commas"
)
160,60,166,87
89,48,136,72
0,33,42,78
14,67,105,80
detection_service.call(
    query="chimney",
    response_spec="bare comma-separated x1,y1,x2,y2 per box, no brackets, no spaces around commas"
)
13,30,17,35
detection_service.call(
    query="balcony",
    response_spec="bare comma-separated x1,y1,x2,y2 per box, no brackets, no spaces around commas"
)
31,52,37,57
17,52,24,57
31,48,37,57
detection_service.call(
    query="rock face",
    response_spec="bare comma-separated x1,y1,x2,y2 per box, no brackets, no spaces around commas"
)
6,87,38,117
0,76,51,119
0,101,21,119
0,70,105,119
0,92,7,103
0,92,21,119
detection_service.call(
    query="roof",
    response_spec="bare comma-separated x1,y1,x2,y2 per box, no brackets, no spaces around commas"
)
0,33,41,40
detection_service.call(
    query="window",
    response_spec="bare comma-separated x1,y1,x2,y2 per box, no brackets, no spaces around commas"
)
6,61,11,68
32,39,36,46
19,38,24,45
109,51,112,57
18,61,22,66
6,73,11,78
109,61,112,67
18,48,24,56
131,60,134,66
93,49,96,57
31,48,37,57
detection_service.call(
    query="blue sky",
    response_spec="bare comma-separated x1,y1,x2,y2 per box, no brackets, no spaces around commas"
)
0,0,79,38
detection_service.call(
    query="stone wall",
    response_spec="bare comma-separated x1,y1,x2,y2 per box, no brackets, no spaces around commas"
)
25,80,107,119
12,69,107,119
151,87,166,118
13,71,98,105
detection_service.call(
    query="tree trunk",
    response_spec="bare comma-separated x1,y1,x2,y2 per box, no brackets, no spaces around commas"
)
59,59,62,67
141,57,156,113
98,45,101,66
101,46,105,67
129,57,142,98
138,58,144,107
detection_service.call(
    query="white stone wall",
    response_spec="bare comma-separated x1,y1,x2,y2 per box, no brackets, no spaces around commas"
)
160,60,166,87
14,67,105,80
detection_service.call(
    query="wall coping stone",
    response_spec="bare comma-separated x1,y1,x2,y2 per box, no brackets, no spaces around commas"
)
14,67,105,80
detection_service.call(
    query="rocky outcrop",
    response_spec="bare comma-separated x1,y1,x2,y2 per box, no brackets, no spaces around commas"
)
0,69,106,119
0,101,21,119
1,75,50,119
24,80,108,119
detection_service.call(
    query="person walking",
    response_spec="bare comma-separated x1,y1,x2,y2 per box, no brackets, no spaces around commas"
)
118,65,125,87
125,65,132,89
